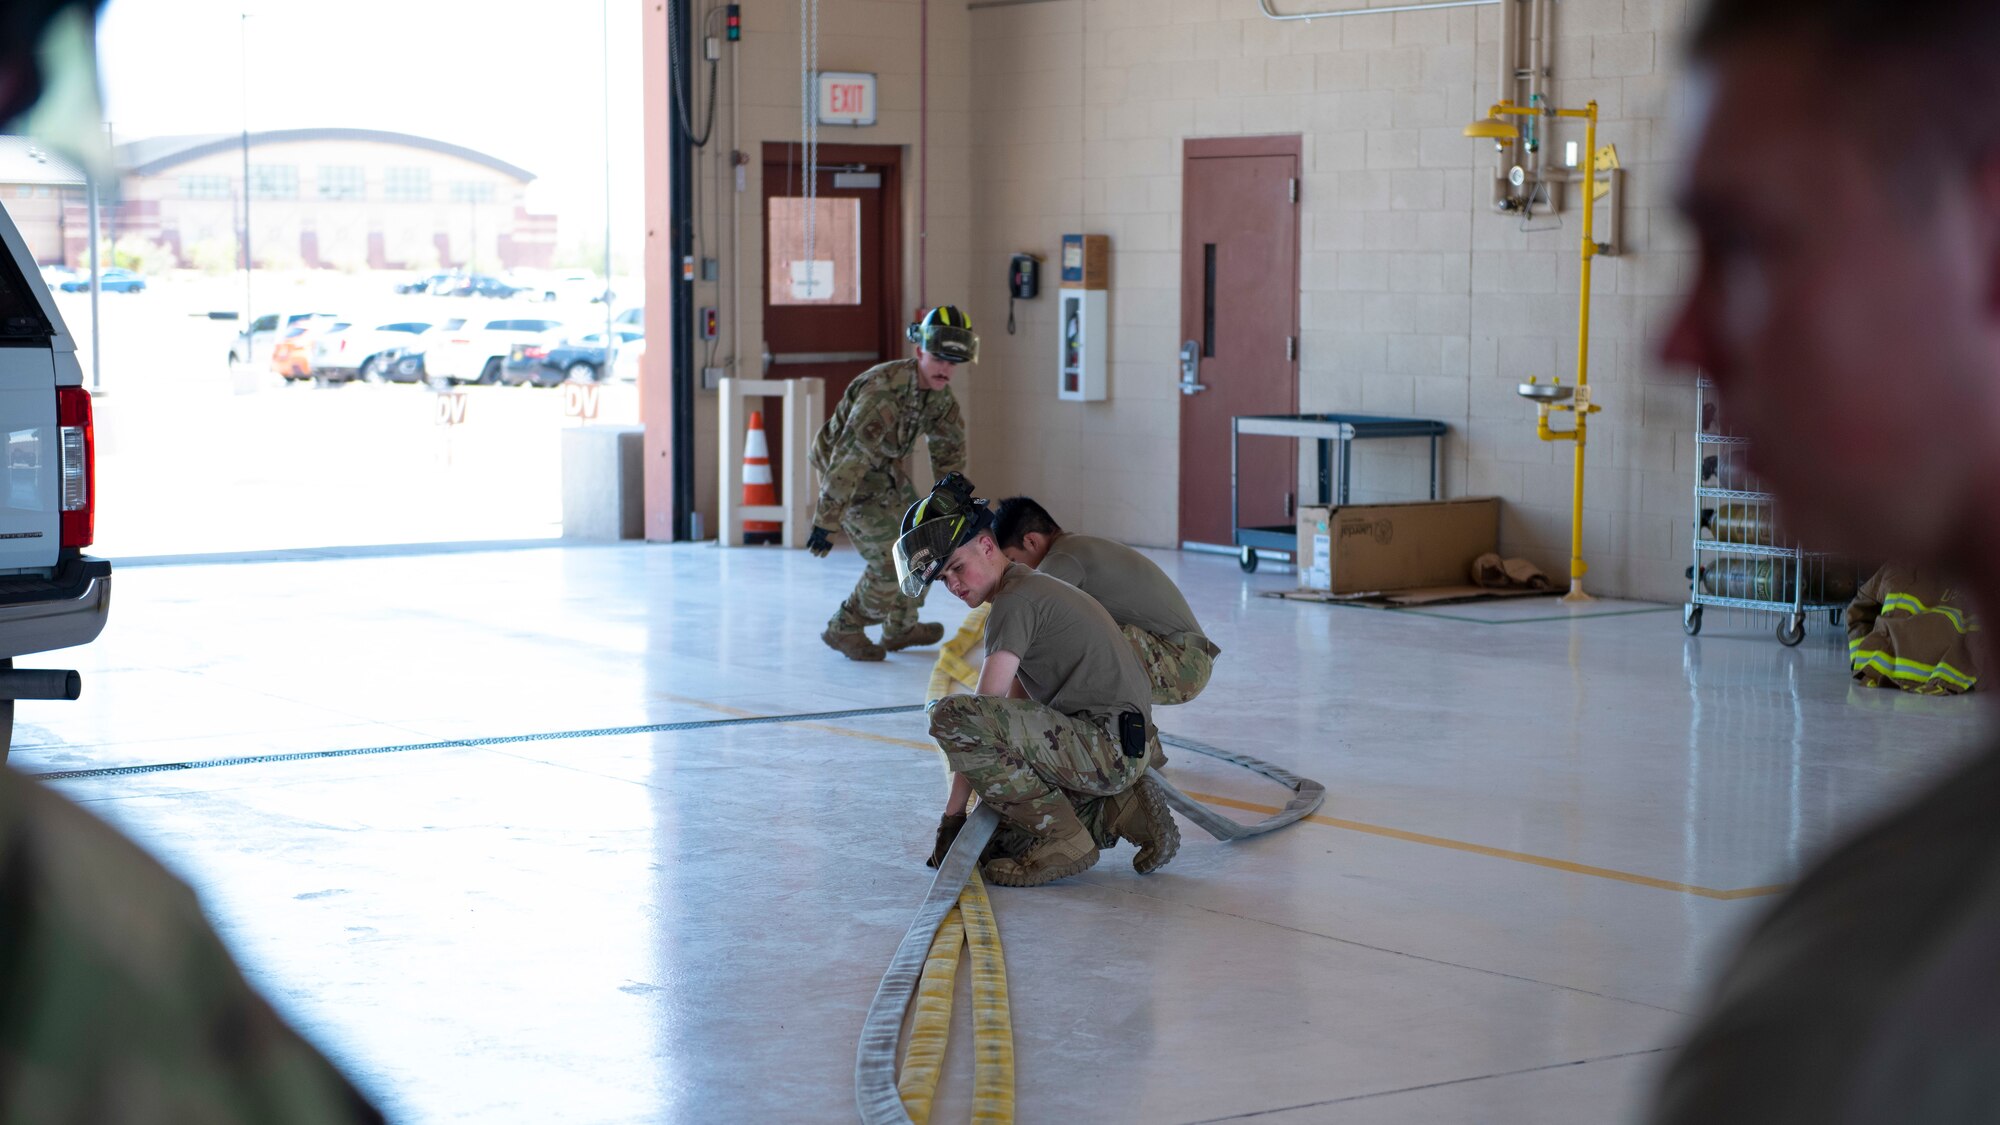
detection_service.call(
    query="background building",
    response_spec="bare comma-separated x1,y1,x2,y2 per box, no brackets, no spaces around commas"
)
100,127,556,271
0,136,86,262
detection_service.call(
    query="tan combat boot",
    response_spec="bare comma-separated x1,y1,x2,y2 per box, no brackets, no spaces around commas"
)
881,622,945,651
1104,775,1180,874
821,628,886,662
982,801,1100,887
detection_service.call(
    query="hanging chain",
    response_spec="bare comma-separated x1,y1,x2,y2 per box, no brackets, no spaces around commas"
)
798,0,820,299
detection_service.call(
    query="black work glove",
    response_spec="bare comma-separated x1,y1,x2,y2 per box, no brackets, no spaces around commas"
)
926,812,967,868
807,525,834,558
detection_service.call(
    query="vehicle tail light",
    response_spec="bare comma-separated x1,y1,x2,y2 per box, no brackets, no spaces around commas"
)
57,386,94,549
525,346,547,360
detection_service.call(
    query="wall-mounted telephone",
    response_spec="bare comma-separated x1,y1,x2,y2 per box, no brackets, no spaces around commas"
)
1007,253,1040,334
1010,254,1040,299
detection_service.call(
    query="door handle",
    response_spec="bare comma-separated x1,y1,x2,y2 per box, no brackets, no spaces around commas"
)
1178,340,1207,395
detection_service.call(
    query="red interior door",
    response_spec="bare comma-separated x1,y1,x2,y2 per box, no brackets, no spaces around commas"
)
759,144,902,490
1178,138,1301,549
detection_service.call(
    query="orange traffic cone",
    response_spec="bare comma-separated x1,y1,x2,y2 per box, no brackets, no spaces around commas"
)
742,410,783,545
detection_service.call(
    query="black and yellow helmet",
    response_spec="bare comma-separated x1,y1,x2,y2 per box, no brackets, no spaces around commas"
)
893,472,993,596
906,305,979,365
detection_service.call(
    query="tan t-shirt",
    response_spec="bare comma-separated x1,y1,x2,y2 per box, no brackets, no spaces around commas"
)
1039,533,1217,651
984,562,1153,726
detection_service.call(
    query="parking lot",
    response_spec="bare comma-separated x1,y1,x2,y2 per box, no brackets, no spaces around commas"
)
55,272,641,557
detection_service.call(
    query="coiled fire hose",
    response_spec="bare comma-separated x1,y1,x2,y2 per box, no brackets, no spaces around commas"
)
859,613,1328,1124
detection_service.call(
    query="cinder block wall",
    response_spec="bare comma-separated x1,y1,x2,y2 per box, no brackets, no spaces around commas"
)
960,0,1699,602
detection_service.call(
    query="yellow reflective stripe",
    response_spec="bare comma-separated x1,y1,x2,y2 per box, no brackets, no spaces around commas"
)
1852,649,1977,689
898,904,966,1123
1881,592,1969,633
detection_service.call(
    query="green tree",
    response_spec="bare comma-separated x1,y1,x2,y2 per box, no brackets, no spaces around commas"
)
188,236,239,276
108,235,174,275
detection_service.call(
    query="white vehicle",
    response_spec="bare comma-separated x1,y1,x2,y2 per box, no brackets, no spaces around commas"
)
422,315,565,385
227,311,339,371
310,319,432,384
0,200,111,759
522,271,613,305
614,337,646,383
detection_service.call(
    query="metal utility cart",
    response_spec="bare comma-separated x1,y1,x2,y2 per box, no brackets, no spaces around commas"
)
1232,413,1449,573
1684,377,1851,645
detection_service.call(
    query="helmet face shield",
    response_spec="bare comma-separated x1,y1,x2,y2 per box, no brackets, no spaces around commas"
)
906,306,979,365
894,514,969,597
918,324,978,365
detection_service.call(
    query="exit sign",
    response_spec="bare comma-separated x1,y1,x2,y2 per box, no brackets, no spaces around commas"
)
816,72,877,126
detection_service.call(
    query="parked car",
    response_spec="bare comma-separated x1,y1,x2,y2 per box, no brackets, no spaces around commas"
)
57,266,145,293
520,271,614,304
311,319,432,383
423,316,564,385
614,337,646,383
228,311,340,370
395,271,459,295
271,318,351,383
435,274,522,299
612,305,643,331
390,319,466,383
38,264,77,289
501,328,642,387
0,198,112,759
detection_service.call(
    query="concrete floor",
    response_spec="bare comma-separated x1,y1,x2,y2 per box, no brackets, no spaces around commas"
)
9,543,1989,1123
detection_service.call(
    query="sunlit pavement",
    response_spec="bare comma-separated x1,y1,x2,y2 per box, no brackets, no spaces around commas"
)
55,273,639,557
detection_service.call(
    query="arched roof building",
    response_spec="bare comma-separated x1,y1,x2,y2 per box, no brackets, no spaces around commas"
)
98,128,555,271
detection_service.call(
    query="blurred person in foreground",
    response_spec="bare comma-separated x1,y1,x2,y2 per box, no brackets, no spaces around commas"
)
0,4,384,1121
1655,0,2000,1121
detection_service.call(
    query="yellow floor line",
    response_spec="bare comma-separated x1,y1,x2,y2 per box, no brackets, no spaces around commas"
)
639,696,1788,903
1177,789,1787,901
799,724,1786,902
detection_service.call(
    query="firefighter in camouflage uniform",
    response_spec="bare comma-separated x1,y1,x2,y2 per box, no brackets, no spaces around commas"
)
807,306,973,662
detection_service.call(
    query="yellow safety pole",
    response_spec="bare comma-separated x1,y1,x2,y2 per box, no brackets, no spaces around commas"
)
1557,101,1598,603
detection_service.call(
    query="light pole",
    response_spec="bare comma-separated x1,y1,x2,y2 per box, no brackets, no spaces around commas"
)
239,13,253,364
602,0,614,379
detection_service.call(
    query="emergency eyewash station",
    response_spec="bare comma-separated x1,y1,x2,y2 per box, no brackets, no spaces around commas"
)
1464,94,1622,603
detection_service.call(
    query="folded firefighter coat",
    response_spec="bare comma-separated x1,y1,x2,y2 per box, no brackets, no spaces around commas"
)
1846,566,1980,694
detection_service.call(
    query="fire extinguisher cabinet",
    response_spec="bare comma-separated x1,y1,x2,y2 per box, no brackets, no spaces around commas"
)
1057,289,1107,402
1057,233,1109,402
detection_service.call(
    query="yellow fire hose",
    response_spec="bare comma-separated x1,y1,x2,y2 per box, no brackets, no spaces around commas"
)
859,616,1328,1124
896,870,1014,1124
925,605,989,702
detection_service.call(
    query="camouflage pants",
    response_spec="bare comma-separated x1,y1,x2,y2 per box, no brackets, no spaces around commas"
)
1122,625,1217,706
929,694,1154,854
828,476,923,636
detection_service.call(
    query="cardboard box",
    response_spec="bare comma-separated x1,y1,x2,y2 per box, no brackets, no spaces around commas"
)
1296,497,1501,596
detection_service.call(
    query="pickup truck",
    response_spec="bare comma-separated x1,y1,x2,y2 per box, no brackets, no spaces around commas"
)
0,200,112,762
